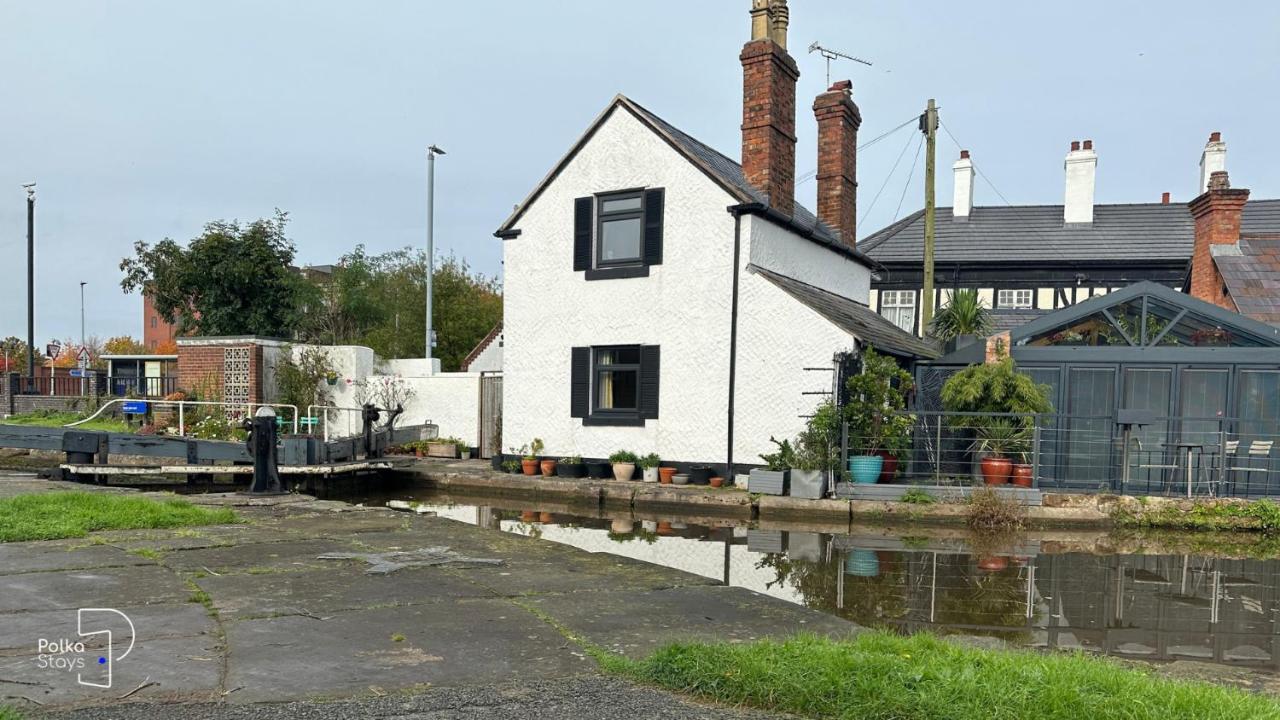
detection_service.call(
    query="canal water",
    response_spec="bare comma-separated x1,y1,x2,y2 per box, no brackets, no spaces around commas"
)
340,485,1280,675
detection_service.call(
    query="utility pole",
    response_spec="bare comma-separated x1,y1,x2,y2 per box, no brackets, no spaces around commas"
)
425,145,446,363
921,99,938,331
80,282,86,349
24,183,36,384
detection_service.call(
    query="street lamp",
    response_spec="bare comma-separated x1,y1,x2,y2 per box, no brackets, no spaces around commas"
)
425,145,446,363
23,182,35,386
79,282,87,349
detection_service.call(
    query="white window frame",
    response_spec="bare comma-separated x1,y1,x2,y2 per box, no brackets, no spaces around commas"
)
880,290,917,333
998,289,1034,309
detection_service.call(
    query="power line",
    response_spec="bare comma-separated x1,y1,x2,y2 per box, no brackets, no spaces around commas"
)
893,133,924,222
857,128,920,231
798,114,921,185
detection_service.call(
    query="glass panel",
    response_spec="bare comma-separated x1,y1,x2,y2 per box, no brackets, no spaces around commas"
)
1065,368,1115,487
598,347,640,366
1019,367,1061,483
599,217,642,263
1178,369,1228,445
1028,313,1128,347
1122,368,1172,492
1106,299,1144,345
1237,370,1280,495
597,369,638,410
601,196,642,213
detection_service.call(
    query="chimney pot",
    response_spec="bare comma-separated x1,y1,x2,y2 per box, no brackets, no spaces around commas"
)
1070,140,1081,151
1199,131,1227,194
959,149,970,159
829,79,852,92
1161,191,1171,204
741,0,799,216
1209,131,1222,142
953,150,975,219
1082,139,1093,150
1208,170,1230,191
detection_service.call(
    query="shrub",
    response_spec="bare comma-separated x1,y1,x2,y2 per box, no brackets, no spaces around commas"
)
965,486,1025,531
609,450,639,464
900,488,936,505
638,453,661,469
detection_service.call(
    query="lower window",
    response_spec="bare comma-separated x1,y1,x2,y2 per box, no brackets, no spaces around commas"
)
880,290,917,333
571,344,659,426
595,347,640,413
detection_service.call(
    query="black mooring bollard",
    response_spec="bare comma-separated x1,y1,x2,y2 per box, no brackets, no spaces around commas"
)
243,406,285,494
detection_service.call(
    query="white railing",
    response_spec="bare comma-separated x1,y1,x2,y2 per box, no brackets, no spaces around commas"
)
66,398,300,436
306,404,367,442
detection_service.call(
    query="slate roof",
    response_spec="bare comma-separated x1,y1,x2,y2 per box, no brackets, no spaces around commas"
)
989,308,1049,335
860,199,1280,265
1215,236,1280,327
750,265,940,359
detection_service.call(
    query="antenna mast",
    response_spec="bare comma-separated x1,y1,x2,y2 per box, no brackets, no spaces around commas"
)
808,42,873,86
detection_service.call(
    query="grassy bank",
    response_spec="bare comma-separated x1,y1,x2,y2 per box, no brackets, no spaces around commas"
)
0,706,20,720
1,409,130,433
1112,497,1280,532
0,492,238,542
608,632,1280,719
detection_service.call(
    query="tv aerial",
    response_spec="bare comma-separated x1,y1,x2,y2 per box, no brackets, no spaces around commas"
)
808,42,873,86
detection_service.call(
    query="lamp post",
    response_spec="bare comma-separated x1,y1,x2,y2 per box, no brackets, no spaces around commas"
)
80,281,87,396
23,183,35,387
425,145,445,363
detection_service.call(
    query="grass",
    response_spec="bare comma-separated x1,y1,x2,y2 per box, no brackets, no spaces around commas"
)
1112,498,1280,532
0,492,238,543
965,486,1025,531
900,488,936,505
610,632,1280,720
0,707,20,720
0,409,130,433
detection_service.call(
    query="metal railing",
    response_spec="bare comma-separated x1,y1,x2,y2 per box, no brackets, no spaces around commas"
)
98,376,178,398
11,375,88,396
842,411,1280,499
66,398,300,436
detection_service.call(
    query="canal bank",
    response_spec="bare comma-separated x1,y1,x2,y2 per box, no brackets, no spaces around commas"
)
0,472,853,716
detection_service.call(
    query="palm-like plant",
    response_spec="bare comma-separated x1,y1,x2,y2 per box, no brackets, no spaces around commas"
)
929,288,992,341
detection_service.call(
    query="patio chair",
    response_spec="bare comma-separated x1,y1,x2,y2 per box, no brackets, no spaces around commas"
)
1222,440,1276,496
1128,438,1181,495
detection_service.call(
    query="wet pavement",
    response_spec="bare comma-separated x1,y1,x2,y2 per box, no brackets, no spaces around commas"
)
0,473,855,716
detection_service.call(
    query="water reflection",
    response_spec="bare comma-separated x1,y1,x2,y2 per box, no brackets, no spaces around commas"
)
372,496,1280,672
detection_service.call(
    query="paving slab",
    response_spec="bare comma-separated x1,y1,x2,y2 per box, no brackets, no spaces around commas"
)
198,565,497,619
222,600,592,703
93,525,301,552
0,543,151,576
0,565,186,613
0,602,215,656
445,550,720,598
522,584,860,659
160,539,360,574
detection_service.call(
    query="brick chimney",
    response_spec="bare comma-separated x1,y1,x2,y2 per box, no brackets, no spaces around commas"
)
812,80,861,245
1188,170,1249,308
953,150,974,219
1199,131,1227,194
741,0,799,216
1064,139,1097,224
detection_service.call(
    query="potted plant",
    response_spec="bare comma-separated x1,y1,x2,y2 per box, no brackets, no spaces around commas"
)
427,436,464,459
502,457,522,474
845,349,914,484
490,452,506,472
324,371,340,386
520,439,543,476
973,419,1031,486
557,454,588,478
609,450,638,482
929,288,993,351
1010,452,1034,488
790,449,828,500
658,466,677,484
750,438,793,495
942,355,1053,487
709,475,724,488
412,440,425,459
540,456,558,477
638,453,661,483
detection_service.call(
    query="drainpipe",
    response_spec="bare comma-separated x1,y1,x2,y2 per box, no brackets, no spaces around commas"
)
726,211,744,480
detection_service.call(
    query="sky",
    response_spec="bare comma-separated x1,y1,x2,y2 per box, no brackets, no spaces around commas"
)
2,1,1278,344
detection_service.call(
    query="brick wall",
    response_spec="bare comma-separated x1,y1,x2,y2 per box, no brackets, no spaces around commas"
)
740,38,798,217
176,341,267,404
1188,171,1249,310
813,79,861,247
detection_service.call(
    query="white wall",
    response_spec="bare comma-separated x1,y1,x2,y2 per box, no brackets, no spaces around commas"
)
398,372,482,446
746,213,871,302
503,105,738,462
465,333,503,372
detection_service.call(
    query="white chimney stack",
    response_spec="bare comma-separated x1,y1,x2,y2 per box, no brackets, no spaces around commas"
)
953,150,974,219
1064,139,1097,225
1199,131,1226,194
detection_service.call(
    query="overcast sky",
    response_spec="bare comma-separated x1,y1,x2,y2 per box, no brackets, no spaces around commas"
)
2,1,1277,343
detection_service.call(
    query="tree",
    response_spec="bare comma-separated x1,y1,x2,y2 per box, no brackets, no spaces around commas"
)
299,246,502,371
103,336,148,355
929,288,992,342
0,337,29,373
120,211,310,337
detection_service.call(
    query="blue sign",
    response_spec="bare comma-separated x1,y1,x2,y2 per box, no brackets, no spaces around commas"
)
69,369,85,378
121,400,148,415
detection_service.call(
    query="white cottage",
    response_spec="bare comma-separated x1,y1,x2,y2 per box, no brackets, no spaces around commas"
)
494,0,935,475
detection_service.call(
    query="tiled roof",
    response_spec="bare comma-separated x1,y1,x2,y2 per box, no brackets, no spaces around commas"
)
860,198,1280,265
1215,236,1280,327
750,265,940,359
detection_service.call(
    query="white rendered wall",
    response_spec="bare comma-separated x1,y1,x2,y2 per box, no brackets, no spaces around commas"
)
746,213,871,302
502,106,738,463
465,335,503,373
397,373,482,446
733,216,859,465
1063,146,1097,224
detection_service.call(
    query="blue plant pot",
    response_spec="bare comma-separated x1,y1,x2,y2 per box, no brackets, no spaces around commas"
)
848,455,884,484
845,549,880,577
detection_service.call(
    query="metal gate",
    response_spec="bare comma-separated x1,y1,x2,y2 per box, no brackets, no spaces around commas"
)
478,373,503,459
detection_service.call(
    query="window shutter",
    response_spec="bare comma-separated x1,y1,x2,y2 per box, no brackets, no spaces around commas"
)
639,345,660,419
573,197,593,271
643,188,664,266
570,347,590,418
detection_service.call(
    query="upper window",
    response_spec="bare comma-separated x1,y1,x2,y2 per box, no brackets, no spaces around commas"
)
880,290,916,333
998,289,1033,309
596,192,644,267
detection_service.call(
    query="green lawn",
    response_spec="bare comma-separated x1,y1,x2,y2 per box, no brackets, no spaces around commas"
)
608,632,1280,720
0,492,238,543
1,409,130,433
0,706,21,720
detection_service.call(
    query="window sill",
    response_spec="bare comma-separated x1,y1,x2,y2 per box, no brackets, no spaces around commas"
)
585,265,650,281
582,415,647,427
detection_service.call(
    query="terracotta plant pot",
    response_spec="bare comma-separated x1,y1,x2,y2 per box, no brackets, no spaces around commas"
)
1010,463,1034,488
540,459,558,477
709,476,724,488
415,448,423,459
875,450,899,483
980,456,1013,485
539,512,554,524
656,521,673,535
658,467,677,484
977,555,1009,573
521,459,539,476
612,462,636,482
519,510,537,522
